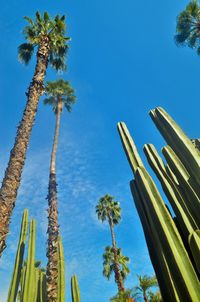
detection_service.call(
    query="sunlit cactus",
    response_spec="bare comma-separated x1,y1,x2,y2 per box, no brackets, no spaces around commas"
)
7,209,28,302
118,107,200,301
71,275,80,302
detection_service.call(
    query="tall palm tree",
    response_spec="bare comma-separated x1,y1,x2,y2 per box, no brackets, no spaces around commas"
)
44,79,76,301
175,0,200,55
0,12,69,257
96,194,126,292
133,275,158,302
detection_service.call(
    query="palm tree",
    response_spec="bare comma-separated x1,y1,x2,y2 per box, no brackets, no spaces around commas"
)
44,79,76,301
175,0,200,55
110,289,135,302
133,275,158,302
96,194,126,292
148,291,162,302
103,246,130,287
0,12,69,257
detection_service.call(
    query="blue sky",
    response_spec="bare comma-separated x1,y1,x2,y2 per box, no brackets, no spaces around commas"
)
0,0,199,301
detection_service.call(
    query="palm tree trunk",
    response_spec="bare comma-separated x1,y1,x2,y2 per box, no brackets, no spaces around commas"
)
108,216,125,292
143,292,149,302
46,101,62,302
0,37,50,258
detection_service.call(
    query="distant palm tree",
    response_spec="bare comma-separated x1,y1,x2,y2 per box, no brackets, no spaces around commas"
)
96,194,126,292
175,0,200,55
44,79,76,301
103,246,130,282
133,275,158,302
148,291,162,302
110,289,135,302
0,12,70,257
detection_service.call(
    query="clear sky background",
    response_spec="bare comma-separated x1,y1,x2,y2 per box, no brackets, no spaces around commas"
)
0,0,199,301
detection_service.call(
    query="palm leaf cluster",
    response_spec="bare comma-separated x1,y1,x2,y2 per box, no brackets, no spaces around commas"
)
18,11,70,69
44,79,76,113
103,246,130,280
175,0,200,54
110,289,134,302
133,275,158,302
96,194,121,224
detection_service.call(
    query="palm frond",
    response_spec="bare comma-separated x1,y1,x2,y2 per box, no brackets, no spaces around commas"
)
186,0,200,17
43,96,56,106
18,43,34,65
49,57,66,71
44,12,49,23
36,11,42,23
24,16,34,26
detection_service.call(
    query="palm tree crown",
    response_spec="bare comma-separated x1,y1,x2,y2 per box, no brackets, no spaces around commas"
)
44,79,76,112
133,275,158,302
18,11,70,70
110,289,134,302
103,246,130,280
96,194,121,225
175,0,200,55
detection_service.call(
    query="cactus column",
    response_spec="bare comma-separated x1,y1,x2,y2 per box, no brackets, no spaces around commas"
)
7,209,28,302
118,115,200,302
21,219,37,302
71,275,80,302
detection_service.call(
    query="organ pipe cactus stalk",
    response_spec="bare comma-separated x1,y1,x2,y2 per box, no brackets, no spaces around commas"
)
189,230,200,274
21,219,36,302
7,209,28,302
149,107,200,188
162,145,200,227
71,275,80,302
57,236,65,302
6,212,68,302
143,144,198,237
117,113,200,302
36,269,47,302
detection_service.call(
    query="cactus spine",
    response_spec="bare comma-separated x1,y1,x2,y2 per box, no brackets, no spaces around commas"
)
57,236,65,302
118,112,200,301
71,275,80,302
7,209,28,302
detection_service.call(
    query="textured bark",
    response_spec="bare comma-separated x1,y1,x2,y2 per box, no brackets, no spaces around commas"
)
108,216,125,292
0,37,50,257
46,102,62,302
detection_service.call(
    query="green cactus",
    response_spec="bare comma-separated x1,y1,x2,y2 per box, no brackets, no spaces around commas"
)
162,145,200,227
21,219,36,302
7,209,28,302
149,107,200,189
130,180,179,301
36,269,47,302
143,144,198,236
71,275,80,302
118,118,200,301
189,230,200,275
57,236,65,302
